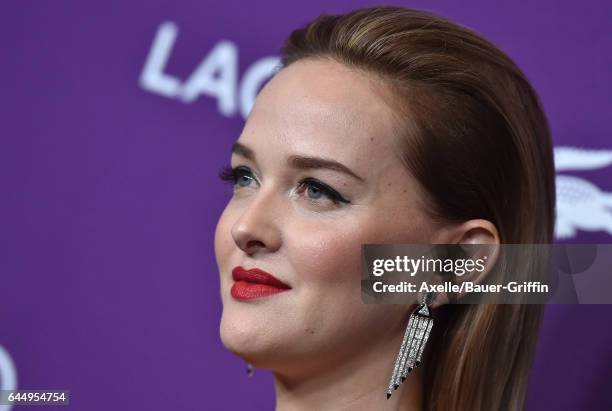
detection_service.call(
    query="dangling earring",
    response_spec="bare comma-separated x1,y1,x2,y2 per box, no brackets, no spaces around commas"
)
246,363,254,377
386,292,435,399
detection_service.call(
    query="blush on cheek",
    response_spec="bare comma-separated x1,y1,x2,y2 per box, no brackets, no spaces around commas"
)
290,227,364,284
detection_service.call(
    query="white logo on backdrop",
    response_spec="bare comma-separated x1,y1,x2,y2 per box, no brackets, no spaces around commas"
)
0,345,17,411
139,24,612,240
554,147,612,239
139,22,280,119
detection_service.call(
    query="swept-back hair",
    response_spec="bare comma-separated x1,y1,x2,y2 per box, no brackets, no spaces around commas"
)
280,6,555,410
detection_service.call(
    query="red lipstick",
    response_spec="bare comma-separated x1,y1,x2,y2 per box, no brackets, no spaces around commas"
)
231,266,291,300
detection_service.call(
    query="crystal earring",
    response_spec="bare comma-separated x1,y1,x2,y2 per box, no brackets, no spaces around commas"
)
246,363,254,377
386,292,435,399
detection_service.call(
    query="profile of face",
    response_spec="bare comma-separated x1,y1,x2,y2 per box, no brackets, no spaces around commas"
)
214,59,462,377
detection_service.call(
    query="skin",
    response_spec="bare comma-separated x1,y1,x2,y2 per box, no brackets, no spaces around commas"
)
214,58,499,411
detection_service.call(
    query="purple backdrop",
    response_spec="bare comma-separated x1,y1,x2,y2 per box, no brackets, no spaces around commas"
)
1,1,611,410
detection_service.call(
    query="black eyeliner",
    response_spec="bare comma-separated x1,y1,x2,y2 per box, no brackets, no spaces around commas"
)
219,165,350,205
300,178,351,204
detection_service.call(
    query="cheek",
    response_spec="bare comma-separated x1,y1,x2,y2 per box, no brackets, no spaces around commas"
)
285,217,405,346
287,207,429,286
287,215,375,287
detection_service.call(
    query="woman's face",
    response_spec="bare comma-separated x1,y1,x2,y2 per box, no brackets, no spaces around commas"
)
214,58,442,374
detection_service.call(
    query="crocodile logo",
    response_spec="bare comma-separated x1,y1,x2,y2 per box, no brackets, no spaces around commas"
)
555,147,612,239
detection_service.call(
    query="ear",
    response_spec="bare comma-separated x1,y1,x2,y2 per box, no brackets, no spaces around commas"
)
428,219,501,308
452,219,500,246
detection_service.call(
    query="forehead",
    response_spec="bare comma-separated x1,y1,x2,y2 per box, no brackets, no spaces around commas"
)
239,58,402,174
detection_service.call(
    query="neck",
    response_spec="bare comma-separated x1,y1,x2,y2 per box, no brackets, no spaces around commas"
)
272,332,424,411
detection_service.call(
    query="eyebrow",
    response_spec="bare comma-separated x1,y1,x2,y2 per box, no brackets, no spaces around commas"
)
231,141,366,183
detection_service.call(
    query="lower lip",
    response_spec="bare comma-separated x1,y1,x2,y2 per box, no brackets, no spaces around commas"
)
230,280,290,300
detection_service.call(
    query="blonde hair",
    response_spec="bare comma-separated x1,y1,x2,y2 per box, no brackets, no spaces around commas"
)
280,6,555,410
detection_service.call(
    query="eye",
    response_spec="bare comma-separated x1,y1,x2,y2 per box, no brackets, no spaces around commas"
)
218,165,258,188
219,166,351,205
296,178,351,205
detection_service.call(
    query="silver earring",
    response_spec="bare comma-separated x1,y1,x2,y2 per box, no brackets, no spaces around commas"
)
386,292,435,399
246,363,254,377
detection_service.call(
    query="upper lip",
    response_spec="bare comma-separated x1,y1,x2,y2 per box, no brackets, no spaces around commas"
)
232,266,291,289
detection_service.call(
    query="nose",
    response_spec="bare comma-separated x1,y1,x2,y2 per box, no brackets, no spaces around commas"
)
230,186,282,255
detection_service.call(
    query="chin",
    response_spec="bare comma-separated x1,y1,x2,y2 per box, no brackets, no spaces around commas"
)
219,309,279,366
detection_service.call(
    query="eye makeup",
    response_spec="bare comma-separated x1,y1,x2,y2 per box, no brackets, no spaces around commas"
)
296,177,351,204
219,165,257,188
218,165,351,205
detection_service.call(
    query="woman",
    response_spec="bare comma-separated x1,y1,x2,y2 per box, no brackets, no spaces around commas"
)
214,6,555,411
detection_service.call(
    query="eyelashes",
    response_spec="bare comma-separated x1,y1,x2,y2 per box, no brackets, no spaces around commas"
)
297,178,350,204
218,165,235,182
218,165,351,205
218,165,254,188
